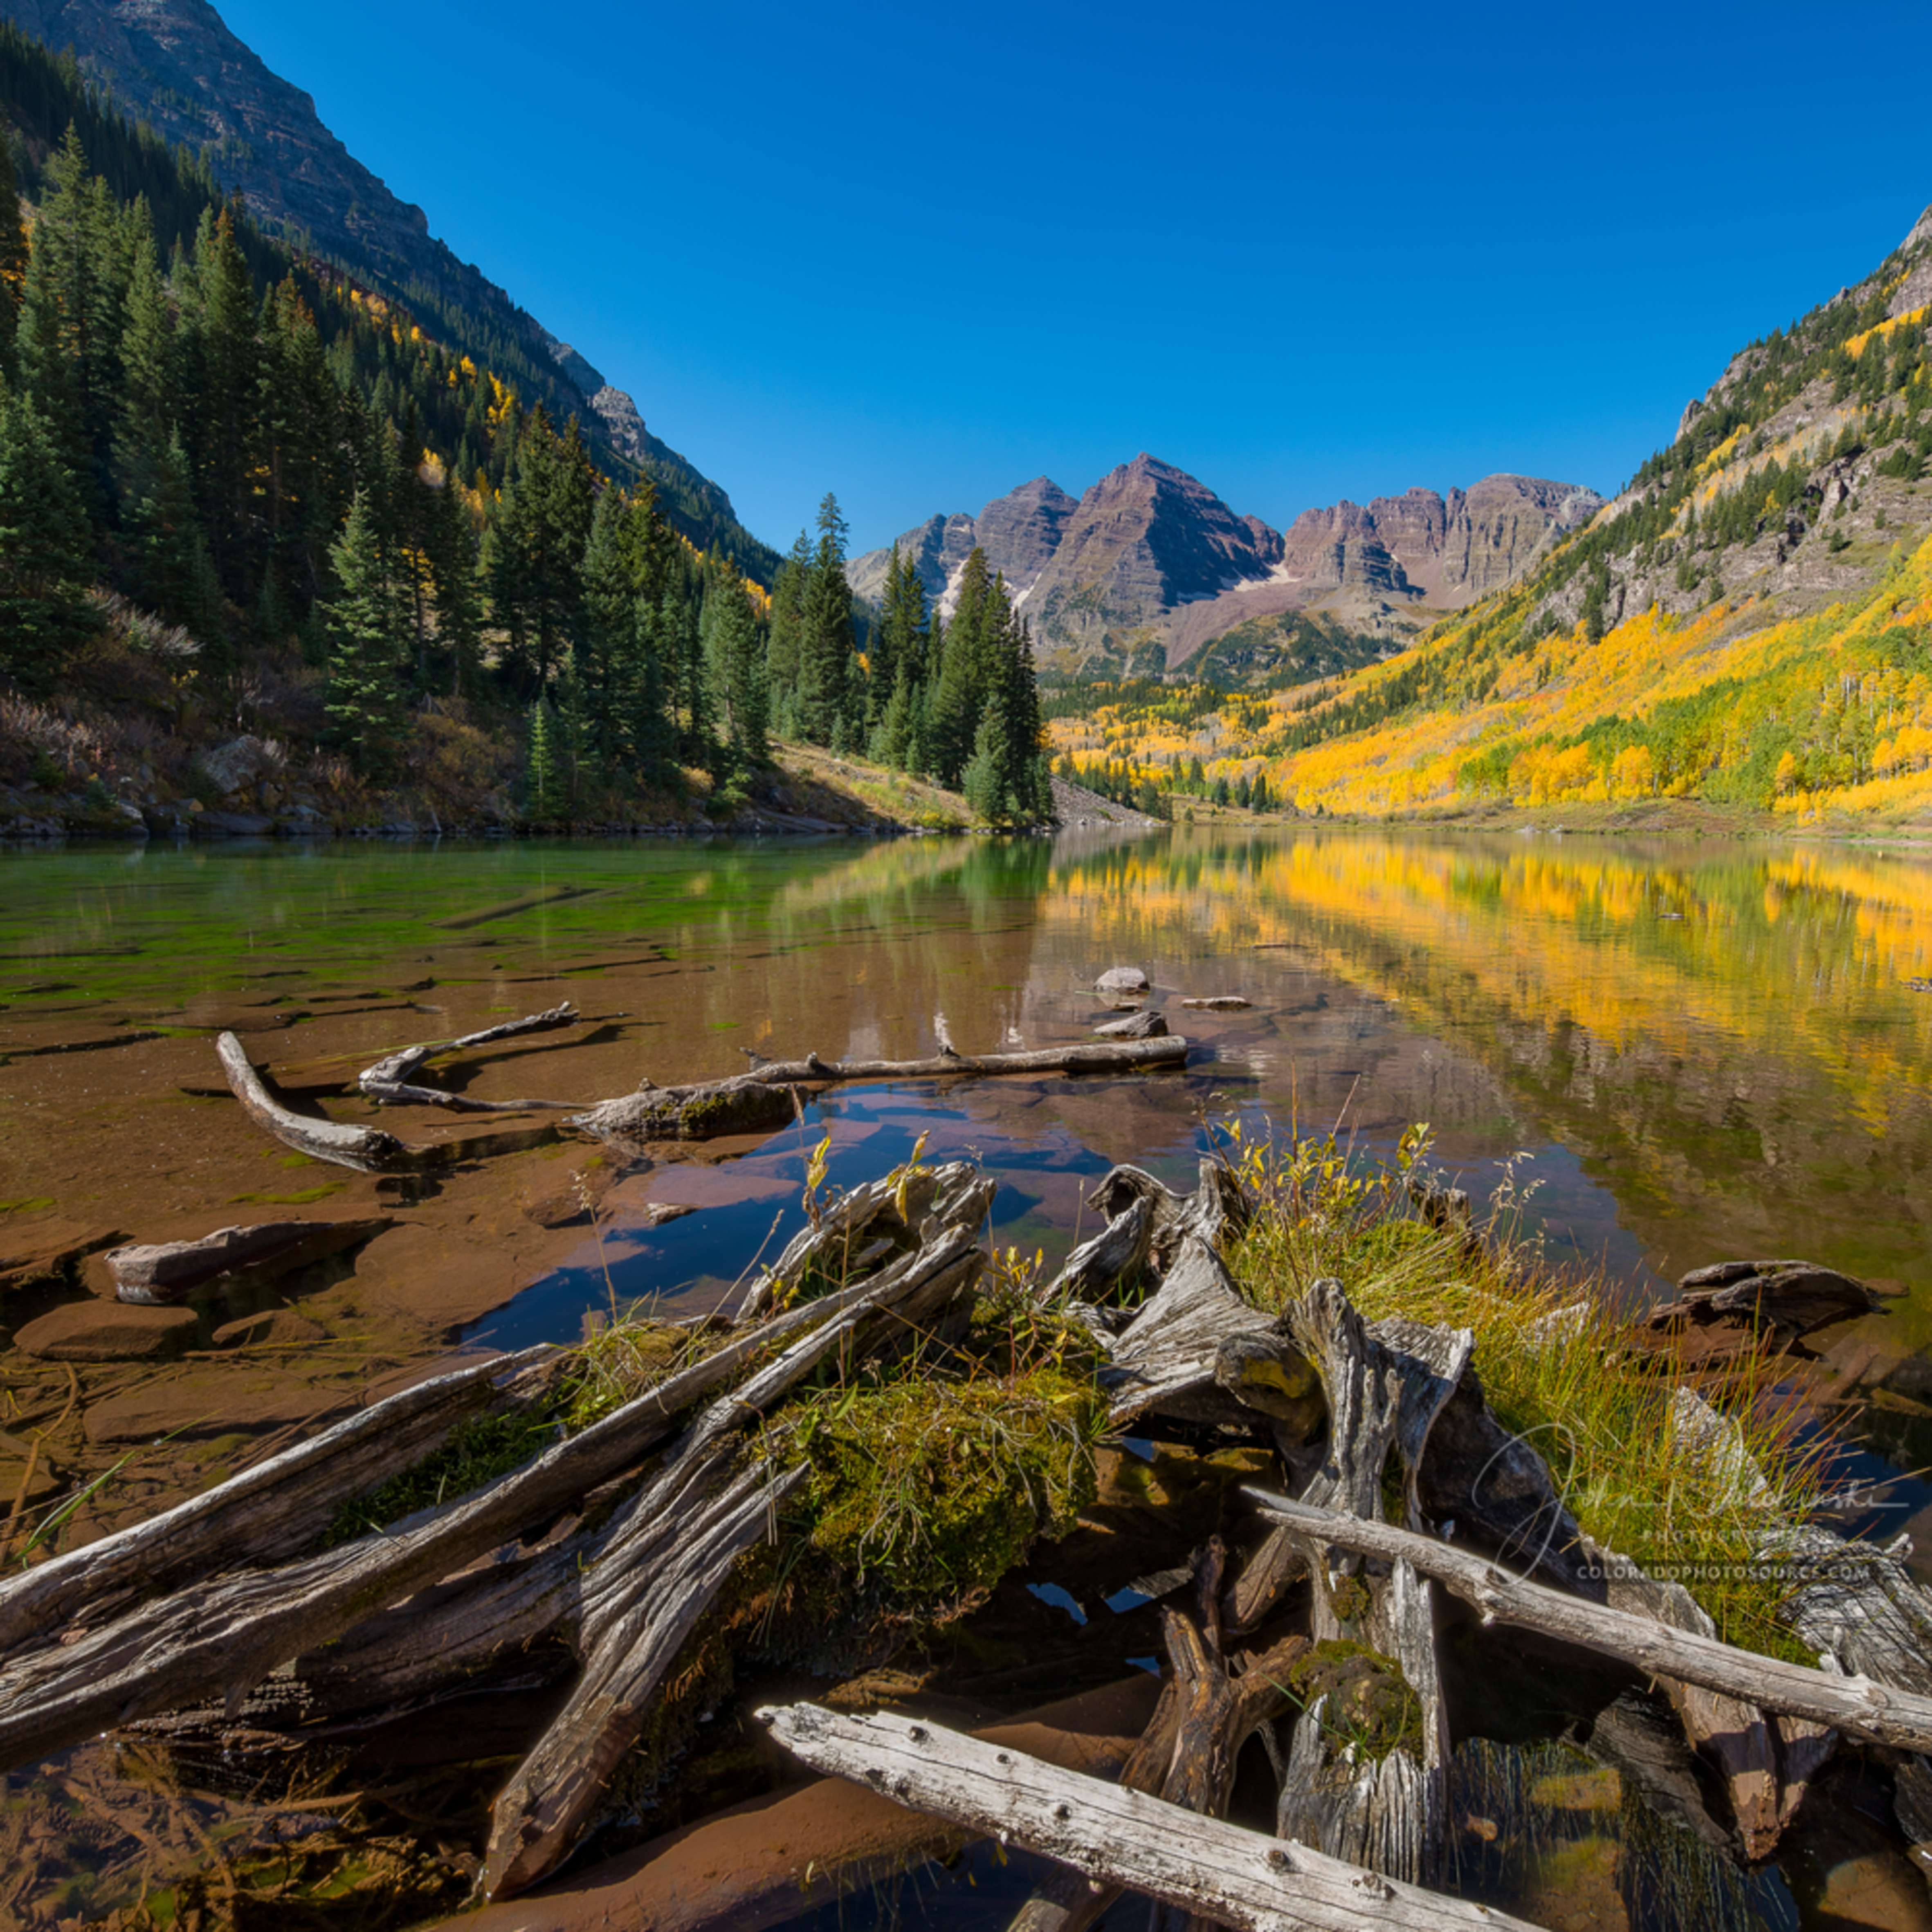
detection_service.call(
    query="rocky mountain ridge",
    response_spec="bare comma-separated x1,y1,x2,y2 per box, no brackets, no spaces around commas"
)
0,0,780,578
852,457,1602,680
1519,201,1932,645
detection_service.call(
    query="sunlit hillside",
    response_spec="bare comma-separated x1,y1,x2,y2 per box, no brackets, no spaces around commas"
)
1049,204,1932,826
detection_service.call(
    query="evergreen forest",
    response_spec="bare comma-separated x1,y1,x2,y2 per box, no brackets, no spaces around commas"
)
0,29,1050,829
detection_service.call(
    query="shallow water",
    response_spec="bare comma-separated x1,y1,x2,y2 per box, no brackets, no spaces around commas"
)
8,821,1932,1928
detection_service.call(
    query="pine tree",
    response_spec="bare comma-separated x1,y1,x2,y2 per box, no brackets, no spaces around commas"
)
578,485,634,768
321,488,407,775
796,491,857,744
0,133,27,384
429,463,482,699
764,529,811,711
183,205,260,599
0,380,95,689
525,696,565,820
128,422,223,649
703,568,769,767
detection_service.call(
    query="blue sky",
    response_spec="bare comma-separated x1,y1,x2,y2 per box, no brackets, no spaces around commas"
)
217,0,1932,555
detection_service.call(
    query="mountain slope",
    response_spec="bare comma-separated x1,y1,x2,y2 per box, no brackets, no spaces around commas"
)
1054,201,1932,819
0,0,781,580
853,457,1600,683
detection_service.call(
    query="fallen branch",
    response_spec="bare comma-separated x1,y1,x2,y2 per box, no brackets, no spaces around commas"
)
1246,1491,1932,1756
572,1036,1191,1148
0,1348,548,1658
758,1703,1547,1932
359,1002,588,1111
217,1031,415,1172
0,1271,913,1771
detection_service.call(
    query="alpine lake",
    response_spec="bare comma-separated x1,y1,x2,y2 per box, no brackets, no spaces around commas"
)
7,821,1932,1931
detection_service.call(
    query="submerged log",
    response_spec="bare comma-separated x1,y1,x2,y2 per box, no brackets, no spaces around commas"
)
758,1704,1548,1932
571,1036,1191,1148
1093,1009,1169,1040
1245,1491,1932,1755
1644,1258,1879,1350
218,1030,416,1171
359,1002,587,1111
106,1218,393,1305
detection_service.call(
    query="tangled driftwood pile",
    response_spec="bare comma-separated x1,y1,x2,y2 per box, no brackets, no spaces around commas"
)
7,1010,1928,1928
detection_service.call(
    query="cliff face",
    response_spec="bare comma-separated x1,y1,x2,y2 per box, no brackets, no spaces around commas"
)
0,0,781,579
853,458,1601,677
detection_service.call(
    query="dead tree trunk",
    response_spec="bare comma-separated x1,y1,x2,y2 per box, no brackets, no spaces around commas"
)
359,1002,588,1110
1245,1491,1932,1755
759,1703,1550,1932
217,1031,415,1171
572,1038,1190,1149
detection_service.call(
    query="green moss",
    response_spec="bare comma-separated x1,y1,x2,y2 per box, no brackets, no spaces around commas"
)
229,1182,345,1205
1327,1571,1373,1626
0,1197,55,1215
1288,1639,1422,1762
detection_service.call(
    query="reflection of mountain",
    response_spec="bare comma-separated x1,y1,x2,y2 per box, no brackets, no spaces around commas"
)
1036,830,1932,1287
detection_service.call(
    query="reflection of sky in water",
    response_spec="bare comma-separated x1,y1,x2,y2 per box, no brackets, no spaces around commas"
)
468,1069,1665,1355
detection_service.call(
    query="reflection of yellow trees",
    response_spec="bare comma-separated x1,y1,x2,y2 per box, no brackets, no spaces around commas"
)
1041,831,1932,1130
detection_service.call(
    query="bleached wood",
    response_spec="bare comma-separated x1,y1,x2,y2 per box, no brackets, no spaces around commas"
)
359,1001,586,1110
758,1703,1547,1932
481,1453,803,1898
218,1030,414,1170
0,1269,909,1771
1246,1491,1932,1755
0,1347,548,1658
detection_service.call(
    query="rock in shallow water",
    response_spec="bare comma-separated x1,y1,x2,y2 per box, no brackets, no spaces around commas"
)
1095,966,1150,995
1093,1009,1169,1039
15,1303,198,1362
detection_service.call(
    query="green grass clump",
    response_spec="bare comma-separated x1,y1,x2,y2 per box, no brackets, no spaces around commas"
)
792,1366,1104,1613
552,1316,705,1431
318,1409,557,1547
1223,1120,1831,1659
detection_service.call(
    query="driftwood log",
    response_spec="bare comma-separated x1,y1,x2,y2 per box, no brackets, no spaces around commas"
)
1246,1492,1932,1756
105,1217,393,1305
218,1030,415,1171
759,1704,1549,1932
571,1037,1190,1149
0,1263,927,1773
0,1348,550,1656
359,1002,588,1110
482,1230,988,1896
733,1161,991,1325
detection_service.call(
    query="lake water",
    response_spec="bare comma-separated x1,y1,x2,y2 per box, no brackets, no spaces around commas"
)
7,822,1932,1926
